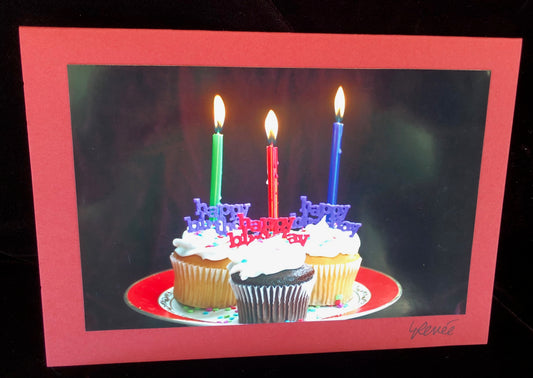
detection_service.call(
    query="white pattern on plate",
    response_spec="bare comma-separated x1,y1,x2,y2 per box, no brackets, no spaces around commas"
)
158,282,372,325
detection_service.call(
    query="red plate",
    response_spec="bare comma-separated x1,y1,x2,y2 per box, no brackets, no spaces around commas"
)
124,267,401,325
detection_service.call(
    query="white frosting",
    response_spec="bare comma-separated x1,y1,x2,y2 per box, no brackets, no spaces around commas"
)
299,217,361,257
172,228,236,261
172,215,360,274
227,234,307,280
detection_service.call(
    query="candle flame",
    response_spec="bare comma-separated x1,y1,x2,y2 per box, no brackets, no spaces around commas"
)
214,94,225,133
265,110,278,144
334,86,345,122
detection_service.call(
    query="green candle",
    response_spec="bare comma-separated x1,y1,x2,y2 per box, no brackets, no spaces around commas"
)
210,95,225,207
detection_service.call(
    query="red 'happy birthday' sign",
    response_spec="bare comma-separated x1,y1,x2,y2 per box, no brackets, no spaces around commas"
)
228,214,309,247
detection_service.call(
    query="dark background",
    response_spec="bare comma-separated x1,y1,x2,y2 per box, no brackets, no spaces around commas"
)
68,66,488,330
1,1,531,376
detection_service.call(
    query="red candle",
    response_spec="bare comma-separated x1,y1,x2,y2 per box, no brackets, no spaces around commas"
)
265,110,279,218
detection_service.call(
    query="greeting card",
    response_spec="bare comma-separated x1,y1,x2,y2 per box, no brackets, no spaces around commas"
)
19,27,521,366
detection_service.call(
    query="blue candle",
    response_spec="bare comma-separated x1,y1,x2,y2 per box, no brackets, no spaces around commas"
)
327,86,345,204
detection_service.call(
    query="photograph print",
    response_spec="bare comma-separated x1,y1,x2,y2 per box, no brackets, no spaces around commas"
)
67,65,490,331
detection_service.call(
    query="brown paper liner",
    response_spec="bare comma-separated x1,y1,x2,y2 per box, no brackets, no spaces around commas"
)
307,257,362,306
229,276,316,323
170,253,236,308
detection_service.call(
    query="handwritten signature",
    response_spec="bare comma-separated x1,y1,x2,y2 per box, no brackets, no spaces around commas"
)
408,319,458,340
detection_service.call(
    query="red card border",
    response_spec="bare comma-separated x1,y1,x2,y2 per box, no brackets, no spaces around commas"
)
19,27,521,366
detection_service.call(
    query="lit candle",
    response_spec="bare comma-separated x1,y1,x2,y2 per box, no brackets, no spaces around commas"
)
327,86,345,205
210,94,225,207
265,110,279,218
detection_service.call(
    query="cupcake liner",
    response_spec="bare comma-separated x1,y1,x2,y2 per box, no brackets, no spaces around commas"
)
309,258,362,306
170,254,236,308
230,276,316,323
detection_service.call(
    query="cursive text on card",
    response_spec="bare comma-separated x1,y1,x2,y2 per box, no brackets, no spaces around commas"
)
408,319,458,340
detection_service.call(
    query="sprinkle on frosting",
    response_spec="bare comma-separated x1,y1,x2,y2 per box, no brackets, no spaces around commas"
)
172,227,239,261
299,217,361,257
227,234,307,280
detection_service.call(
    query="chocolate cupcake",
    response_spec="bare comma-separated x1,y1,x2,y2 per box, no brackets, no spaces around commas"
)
228,235,316,323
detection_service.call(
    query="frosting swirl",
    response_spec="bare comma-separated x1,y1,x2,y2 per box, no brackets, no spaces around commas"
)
227,234,307,280
300,217,361,257
172,228,236,261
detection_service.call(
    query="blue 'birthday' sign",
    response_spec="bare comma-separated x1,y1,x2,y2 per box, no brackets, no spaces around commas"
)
289,196,361,236
183,198,251,235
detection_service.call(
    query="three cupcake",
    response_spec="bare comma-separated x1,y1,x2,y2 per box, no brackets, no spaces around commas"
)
170,215,360,320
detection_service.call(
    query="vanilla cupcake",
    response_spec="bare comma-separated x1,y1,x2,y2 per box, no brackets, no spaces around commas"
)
301,217,362,306
170,228,236,308
228,235,316,323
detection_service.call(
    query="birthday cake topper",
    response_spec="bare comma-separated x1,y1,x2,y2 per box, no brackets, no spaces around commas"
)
184,198,251,236
227,214,309,248
290,196,361,237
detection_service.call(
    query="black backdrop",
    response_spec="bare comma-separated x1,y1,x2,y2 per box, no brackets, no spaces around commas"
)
1,1,531,376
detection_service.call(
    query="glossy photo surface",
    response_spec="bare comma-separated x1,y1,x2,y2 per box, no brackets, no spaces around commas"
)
67,65,489,330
